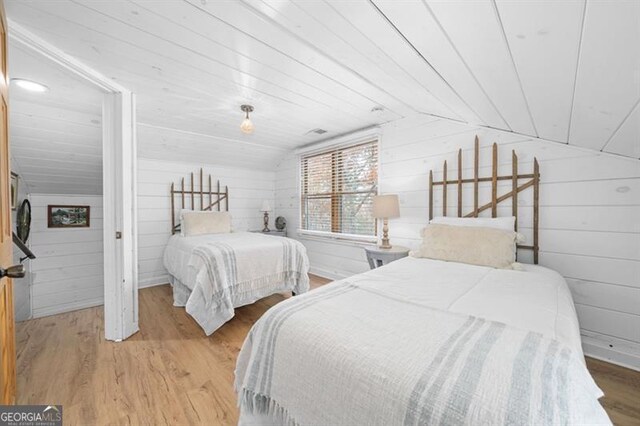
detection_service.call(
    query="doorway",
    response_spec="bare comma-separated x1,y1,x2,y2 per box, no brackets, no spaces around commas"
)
8,21,139,343
8,41,105,320
0,8,137,404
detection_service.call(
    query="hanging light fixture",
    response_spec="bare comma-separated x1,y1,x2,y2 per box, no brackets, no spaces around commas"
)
240,104,254,134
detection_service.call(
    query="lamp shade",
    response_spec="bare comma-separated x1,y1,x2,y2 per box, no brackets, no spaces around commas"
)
372,194,400,219
260,200,272,212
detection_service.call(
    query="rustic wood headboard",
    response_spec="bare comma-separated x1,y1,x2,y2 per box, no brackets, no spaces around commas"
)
428,136,540,263
170,168,229,234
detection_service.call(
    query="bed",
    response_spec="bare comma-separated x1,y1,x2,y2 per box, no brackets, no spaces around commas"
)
235,258,608,425
234,140,611,425
162,169,310,335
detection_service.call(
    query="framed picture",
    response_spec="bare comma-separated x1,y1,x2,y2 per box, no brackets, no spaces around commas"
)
47,205,91,228
10,172,18,210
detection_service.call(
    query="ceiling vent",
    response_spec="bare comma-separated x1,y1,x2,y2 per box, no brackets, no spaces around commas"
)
307,128,328,135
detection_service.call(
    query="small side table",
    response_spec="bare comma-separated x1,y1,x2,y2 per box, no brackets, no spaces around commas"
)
251,230,287,237
364,245,410,269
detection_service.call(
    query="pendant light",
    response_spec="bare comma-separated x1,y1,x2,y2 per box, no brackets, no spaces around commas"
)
240,105,254,134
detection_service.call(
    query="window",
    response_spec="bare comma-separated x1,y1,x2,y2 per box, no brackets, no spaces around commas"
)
300,140,378,237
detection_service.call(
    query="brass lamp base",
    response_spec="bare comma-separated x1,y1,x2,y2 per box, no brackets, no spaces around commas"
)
378,218,392,249
262,211,270,232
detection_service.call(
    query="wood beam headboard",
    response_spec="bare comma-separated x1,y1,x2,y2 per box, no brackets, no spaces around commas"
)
170,168,229,234
428,136,540,264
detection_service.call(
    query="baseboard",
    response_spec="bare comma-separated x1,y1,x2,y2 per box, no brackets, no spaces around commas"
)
582,333,640,371
32,297,104,319
585,349,640,372
309,266,350,281
139,276,170,289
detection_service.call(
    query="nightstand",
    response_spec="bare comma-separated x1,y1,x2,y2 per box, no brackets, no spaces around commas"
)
364,245,409,269
251,230,287,237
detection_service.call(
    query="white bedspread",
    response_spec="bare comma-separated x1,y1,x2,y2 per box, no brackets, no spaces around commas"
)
163,232,309,335
235,257,610,425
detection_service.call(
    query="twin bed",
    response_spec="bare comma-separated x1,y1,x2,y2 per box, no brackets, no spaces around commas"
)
235,257,608,425
162,169,309,336
163,143,611,425
163,231,309,335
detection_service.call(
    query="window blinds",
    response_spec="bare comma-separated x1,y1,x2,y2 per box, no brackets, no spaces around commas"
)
300,140,378,236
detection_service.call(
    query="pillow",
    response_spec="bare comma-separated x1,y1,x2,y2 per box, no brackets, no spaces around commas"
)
429,216,525,253
181,211,232,236
430,216,515,231
414,224,518,269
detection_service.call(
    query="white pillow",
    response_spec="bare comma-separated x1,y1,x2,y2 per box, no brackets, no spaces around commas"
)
430,216,515,231
179,209,196,236
181,211,232,236
414,224,518,269
429,216,525,251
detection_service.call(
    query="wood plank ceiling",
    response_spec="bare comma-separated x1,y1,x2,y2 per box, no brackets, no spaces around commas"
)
5,0,640,184
9,41,103,195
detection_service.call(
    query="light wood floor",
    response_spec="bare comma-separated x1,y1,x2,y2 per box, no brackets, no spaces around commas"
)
587,357,640,426
16,275,640,425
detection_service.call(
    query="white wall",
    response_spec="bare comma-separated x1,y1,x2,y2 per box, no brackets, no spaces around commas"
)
28,194,104,318
137,158,276,288
276,115,640,370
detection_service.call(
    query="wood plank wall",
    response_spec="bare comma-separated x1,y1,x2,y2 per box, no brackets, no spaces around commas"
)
275,115,640,370
28,194,104,318
136,158,275,288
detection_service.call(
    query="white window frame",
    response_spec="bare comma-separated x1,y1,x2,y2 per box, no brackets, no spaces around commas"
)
10,22,139,341
296,128,381,244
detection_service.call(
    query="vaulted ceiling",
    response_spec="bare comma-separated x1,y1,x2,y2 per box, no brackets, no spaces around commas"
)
6,0,640,176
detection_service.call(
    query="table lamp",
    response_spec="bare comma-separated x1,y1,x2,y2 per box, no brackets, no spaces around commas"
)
261,200,272,232
373,194,400,249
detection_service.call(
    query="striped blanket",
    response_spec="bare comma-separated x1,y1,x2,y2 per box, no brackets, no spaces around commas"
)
235,278,610,425
167,234,309,335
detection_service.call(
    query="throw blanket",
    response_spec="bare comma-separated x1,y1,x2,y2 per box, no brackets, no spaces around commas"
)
170,234,309,335
235,279,610,425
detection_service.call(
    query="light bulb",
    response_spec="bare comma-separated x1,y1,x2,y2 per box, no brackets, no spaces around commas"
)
240,117,254,134
240,104,255,134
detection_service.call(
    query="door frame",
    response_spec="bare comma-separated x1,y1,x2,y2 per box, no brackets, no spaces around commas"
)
8,21,138,341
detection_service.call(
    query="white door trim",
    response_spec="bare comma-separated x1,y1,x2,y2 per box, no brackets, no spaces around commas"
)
9,21,139,341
